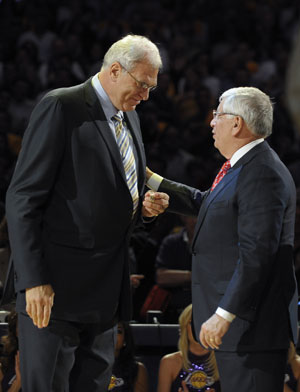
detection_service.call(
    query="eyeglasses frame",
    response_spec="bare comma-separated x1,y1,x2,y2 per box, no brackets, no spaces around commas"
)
212,110,242,119
121,64,157,92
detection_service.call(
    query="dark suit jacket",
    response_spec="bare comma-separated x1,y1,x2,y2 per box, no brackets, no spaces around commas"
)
159,141,298,352
5,78,146,325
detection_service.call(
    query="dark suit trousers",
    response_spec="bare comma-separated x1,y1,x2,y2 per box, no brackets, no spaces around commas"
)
215,349,288,392
18,312,117,392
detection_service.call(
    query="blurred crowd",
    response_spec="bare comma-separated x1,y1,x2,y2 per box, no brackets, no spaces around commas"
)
0,0,300,321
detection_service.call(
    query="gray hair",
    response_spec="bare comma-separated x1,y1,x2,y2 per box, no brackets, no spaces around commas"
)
220,87,273,138
101,34,162,71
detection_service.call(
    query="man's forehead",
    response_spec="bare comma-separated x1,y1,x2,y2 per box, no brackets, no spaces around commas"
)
217,101,224,110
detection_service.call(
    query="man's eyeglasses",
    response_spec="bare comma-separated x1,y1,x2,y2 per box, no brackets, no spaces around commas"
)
121,65,157,92
212,110,240,119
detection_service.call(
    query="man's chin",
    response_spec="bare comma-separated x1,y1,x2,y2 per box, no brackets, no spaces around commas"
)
123,104,136,112
213,141,221,153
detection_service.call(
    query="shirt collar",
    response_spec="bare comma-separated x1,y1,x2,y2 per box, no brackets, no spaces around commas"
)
230,138,264,167
91,73,123,120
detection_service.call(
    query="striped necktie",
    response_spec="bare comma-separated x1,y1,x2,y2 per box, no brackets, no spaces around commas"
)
210,160,231,192
112,113,139,214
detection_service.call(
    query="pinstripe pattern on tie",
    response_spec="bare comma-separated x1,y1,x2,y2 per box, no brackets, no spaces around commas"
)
112,113,139,214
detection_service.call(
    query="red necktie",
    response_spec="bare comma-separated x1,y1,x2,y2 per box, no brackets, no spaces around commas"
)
210,160,231,192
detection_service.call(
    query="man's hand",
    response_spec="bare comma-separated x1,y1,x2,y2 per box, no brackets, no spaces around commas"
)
142,190,169,217
130,274,144,289
25,284,55,328
199,313,231,350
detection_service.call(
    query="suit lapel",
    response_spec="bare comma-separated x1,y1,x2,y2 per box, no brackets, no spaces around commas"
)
83,78,145,190
191,141,271,250
192,168,241,249
84,78,127,183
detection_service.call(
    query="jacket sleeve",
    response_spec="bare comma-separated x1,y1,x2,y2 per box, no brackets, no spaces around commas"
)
159,178,205,217
218,163,296,321
6,94,66,292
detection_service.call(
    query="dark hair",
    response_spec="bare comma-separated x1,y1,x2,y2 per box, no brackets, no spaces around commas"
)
114,322,138,388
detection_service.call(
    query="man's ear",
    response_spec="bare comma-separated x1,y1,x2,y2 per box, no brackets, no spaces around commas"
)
232,116,243,136
110,62,122,81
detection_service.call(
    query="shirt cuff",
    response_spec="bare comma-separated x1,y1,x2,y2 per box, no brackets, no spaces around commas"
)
216,307,236,322
142,216,156,223
146,173,163,191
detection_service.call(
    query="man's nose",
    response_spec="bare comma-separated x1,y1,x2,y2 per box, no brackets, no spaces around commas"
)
140,89,150,101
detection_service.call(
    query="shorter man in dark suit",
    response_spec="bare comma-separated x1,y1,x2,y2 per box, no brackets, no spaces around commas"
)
144,87,298,391
5,34,169,391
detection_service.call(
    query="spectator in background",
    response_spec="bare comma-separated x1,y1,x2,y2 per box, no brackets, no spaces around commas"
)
128,245,145,290
284,342,300,392
159,125,195,184
130,211,183,322
108,321,149,392
0,310,21,392
157,304,220,392
7,79,35,135
17,15,56,64
155,216,196,323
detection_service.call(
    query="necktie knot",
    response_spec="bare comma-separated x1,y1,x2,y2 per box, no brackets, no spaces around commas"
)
220,160,231,173
112,113,122,123
210,160,231,192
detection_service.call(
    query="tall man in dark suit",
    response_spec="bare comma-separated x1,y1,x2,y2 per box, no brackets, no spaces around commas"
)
5,34,169,391
145,87,298,391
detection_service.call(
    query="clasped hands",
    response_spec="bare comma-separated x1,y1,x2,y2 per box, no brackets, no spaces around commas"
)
142,190,169,217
